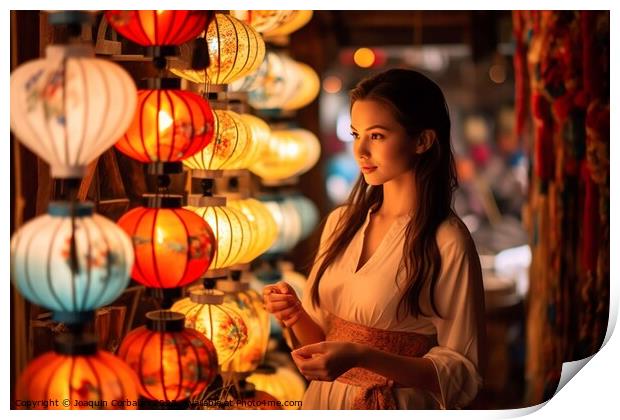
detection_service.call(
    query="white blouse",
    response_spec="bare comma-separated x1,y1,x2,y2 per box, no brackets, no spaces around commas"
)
300,206,486,409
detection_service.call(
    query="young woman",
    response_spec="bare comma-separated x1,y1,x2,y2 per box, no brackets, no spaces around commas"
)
263,69,487,410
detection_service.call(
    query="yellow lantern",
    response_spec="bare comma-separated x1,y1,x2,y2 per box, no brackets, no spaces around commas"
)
186,199,252,269
227,198,278,263
170,13,265,85
230,11,294,33
282,61,320,111
183,109,250,171
235,113,271,169
215,279,269,374
262,11,313,37
249,128,321,182
171,289,248,365
246,365,306,409
260,198,303,254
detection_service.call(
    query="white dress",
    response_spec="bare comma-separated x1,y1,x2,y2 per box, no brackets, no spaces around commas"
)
300,206,486,409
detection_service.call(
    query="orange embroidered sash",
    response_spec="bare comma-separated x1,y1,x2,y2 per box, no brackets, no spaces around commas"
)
325,314,436,410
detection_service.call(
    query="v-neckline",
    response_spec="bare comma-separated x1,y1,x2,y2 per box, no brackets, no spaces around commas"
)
352,209,405,275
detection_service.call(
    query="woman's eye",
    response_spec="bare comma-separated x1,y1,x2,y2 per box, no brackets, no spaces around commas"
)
370,133,384,140
350,132,359,140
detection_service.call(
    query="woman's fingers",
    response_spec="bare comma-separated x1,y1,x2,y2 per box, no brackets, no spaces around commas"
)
265,293,297,302
265,300,295,312
273,303,301,321
282,311,301,327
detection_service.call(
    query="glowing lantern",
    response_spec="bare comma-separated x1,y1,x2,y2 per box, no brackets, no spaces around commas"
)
115,87,215,163
215,280,270,373
282,61,320,110
105,10,211,47
247,365,306,409
249,128,321,182
230,10,295,33
286,194,319,240
10,44,137,178
186,199,252,269
262,10,313,37
171,288,248,365
170,13,265,85
227,198,278,263
236,113,271,169
261,197,303,254
117,202,216,288
10,202,134,319
16,334,139,410
183,109,250,171
118,310,218,402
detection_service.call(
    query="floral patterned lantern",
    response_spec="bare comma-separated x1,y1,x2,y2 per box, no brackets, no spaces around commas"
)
117,202,215,288
171,288,248,365
16,334,139,410
249,128,321,183
282,61,320,111
105,10,211,47
183,109,250,171
227,198,278,263
186,198,252,270
10,202,134,321
10,44,136,178
215,279,270,374
115,86,215,164
170,13,265,85
118,310,218,402
231,10,313,37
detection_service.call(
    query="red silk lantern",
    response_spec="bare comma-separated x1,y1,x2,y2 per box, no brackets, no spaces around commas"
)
16,334,139,410
117,205,216,288
118,311,218,402
115,88,215,163
105,10,210,47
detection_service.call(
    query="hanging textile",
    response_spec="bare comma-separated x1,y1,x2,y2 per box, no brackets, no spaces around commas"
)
513,10,609,406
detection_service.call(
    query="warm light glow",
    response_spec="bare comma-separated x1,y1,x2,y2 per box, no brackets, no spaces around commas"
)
323,75,342,94
117,207,216,288
227,198,278,262
354,47,375,68
489,64,507,84
158,110,173,131
170,13,265,85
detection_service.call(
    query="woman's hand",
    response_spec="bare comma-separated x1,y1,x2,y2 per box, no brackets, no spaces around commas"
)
291,341,363,382
263,281,303,327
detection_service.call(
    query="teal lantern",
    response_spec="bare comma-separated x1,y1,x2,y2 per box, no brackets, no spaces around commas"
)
10,202,134,322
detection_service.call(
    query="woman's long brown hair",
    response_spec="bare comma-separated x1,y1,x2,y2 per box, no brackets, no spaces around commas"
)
311,68,458,319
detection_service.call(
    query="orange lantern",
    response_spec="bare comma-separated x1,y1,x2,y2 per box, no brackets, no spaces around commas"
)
117,199,216,288
118,310,218,403
115,85,215,163
105,10,211,47
16,334,139,410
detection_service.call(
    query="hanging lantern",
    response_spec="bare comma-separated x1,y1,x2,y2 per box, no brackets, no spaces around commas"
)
262,10,313,37
105,10,211,47
249,128,321,182
236,113,271,169
117,202,216,288
183,109,250,171
170,13,265,85
118,310,218,402
115,85,215,163
16,334,139,410
231,52,319,111
171,288,248,365
186,199,252,269
10,202,134,319
10,44,137,178
286,194,319,240
246,365,306,409
232,10,313,37
226,198,278,263
215,280,269,374
260,197,303,254
282,62,320,110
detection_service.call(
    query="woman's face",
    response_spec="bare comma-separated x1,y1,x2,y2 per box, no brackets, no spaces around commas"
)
351,99,413,186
